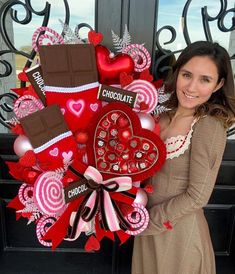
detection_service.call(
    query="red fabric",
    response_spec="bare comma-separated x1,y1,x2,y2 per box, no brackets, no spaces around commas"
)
45,85,102,133
43,197,83,250
35,133,79,171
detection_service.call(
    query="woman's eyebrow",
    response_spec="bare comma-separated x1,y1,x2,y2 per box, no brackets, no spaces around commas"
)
179,69,214,80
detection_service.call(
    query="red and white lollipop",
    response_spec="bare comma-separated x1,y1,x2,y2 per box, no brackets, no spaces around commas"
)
36,215,57,247
33,172,66,216
124,79,158,113
125,202,149,235
122,44,151,72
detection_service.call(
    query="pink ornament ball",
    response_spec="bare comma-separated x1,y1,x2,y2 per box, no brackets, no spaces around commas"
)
134,188,148,207
13,135,33,157
138,113,155,131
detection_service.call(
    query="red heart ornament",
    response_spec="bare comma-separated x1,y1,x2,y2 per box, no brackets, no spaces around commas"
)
87,102,166,182
84,235,101,252
88,30,103,46
95,45,134,85
120,72,134,87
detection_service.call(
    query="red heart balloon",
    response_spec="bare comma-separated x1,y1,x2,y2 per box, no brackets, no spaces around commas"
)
87,102,166,182
95,45,134,85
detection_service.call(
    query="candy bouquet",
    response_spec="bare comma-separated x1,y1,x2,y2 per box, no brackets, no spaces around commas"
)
5,24,167,251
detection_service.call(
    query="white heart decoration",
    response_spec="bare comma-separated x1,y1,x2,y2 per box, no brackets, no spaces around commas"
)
62,151,73,160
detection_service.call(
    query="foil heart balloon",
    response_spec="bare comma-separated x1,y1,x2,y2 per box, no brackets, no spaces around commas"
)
87,102,166,182
95,45,134,85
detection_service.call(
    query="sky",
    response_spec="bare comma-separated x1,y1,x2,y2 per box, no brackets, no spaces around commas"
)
11,0,235,55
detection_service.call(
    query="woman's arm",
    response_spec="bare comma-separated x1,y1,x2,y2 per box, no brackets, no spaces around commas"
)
140,116,227,236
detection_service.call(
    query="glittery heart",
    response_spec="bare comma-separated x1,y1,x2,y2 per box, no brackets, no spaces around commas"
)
84,235,100,252
120,72,134,87
87,102,166,182
67,99,85,117
49,147,59,157
88,30,103,46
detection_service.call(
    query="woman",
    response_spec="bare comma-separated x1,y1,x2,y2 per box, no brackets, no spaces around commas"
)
132,41,235,274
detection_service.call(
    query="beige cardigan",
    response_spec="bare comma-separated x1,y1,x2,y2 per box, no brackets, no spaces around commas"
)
132,115,227,274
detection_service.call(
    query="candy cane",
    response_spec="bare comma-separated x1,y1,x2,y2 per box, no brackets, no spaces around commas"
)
125,203,149,235
122,44,151,72
32,26,64,52
14,95,44,119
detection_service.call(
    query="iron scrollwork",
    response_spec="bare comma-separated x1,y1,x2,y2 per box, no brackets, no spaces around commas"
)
154,0,235,78
0,0,70,128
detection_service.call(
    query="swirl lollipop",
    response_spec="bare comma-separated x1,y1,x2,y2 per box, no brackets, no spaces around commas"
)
33,172,66,216
18,183,34,205
122,44,151,72
32,26,64,52
124,79,158,113
36,216,57,247
125,202,149,235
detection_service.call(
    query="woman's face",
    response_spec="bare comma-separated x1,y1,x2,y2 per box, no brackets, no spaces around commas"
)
176,56,224,112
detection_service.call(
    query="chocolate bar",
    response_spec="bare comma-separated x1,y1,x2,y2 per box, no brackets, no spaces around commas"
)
38,44,98,87
20,104,69,148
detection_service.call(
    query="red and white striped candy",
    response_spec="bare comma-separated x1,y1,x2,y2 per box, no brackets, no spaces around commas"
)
18,183,34,206
33,172,66,216
14,95,44,119
122,44,151,72
124,80,158,113
32,26,64,52
36,216,57,247
125,203,149,235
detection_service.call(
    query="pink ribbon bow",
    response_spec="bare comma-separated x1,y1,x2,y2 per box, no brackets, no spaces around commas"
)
67,166,132,240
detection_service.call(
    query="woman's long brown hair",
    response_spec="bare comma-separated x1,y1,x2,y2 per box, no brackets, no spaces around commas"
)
163,41,235,128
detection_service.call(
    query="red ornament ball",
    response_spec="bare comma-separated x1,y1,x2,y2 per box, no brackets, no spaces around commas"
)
75,131,89,144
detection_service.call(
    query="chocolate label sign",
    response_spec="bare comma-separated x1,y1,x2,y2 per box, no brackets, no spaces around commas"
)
63,179,91,204
25,64,46,105
98,84,137,107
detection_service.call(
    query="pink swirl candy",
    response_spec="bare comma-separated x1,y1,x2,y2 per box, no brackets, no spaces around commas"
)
124,80,158,113
32,26,64,52
14,95,44,119
122,44,151,72
36,216,57,247
125,203,149,235
33,172,66,216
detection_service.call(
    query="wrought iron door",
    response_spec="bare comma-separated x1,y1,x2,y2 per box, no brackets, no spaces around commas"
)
0,1,235,274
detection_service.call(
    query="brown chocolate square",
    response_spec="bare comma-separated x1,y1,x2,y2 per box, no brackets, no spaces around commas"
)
20,104,69,148
39,44,98,87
